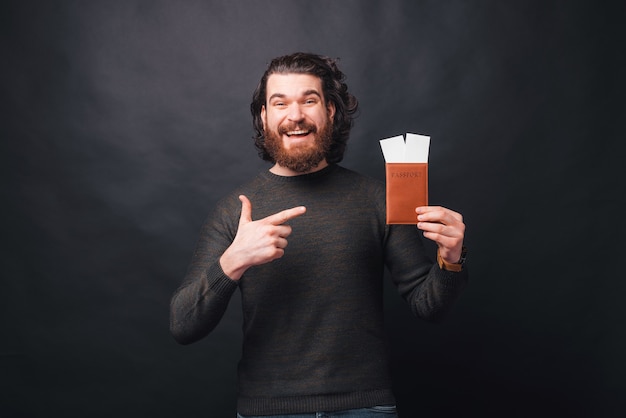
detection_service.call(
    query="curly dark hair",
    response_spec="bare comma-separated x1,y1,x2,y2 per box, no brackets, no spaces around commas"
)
250,52,359,164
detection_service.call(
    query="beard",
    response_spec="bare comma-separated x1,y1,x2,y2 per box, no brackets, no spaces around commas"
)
263,119,334,174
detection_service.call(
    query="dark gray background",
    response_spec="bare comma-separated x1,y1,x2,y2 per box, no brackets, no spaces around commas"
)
2,1,625,417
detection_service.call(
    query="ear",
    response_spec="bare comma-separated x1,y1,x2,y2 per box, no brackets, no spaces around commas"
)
261,105,267,130
327,101,336,120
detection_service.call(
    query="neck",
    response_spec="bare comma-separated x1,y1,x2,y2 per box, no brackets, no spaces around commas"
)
270,160,329,177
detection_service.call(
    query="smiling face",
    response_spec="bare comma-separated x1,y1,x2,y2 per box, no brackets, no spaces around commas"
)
261,73,336,175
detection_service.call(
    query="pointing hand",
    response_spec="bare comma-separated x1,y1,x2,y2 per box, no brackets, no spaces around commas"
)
220,195,306,280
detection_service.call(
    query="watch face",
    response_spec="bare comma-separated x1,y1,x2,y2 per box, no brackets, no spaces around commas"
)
459,247,468,264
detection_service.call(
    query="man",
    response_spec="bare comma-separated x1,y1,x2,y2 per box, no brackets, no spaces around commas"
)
170,52,468,417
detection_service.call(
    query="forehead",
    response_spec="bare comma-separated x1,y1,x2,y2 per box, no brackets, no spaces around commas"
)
266,73,323,99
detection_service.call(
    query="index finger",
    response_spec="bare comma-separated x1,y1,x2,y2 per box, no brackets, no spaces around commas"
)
263,206,307,225
416,206,463,223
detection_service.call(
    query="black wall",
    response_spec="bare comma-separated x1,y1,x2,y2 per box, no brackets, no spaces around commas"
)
2,1,625,417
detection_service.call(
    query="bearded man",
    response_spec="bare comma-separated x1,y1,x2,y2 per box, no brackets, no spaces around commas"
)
170,52,469,418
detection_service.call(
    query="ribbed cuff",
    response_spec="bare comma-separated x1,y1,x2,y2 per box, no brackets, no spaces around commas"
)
237,388,396,416
205,261,239,299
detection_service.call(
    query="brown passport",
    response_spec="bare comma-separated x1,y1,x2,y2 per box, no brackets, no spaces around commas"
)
385,162,428,224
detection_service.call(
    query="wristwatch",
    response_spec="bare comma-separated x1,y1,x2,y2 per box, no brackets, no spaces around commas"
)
457,246,468,265
437,246,468,272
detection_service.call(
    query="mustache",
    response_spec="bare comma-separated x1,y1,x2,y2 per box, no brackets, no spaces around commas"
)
277,122,317,135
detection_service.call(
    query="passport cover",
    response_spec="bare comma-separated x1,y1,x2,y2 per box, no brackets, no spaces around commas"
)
385,162,428,224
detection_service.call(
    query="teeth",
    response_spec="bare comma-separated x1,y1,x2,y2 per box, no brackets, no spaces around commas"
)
287,130,308,136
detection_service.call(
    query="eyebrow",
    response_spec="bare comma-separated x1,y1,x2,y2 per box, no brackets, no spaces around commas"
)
268,89,323,102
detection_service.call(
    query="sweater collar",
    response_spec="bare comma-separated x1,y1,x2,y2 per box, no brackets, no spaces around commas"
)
261,163,338,183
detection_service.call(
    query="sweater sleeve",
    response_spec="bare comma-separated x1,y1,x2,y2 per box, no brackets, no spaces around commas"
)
169,197,241,345
384,223,468,322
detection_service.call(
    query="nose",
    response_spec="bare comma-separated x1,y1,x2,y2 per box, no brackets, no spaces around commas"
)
287,103,304,122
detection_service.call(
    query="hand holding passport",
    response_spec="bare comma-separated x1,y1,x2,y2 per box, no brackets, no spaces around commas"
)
380,133,430,224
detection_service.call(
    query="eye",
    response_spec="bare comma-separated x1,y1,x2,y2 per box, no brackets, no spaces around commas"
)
304,98,318,105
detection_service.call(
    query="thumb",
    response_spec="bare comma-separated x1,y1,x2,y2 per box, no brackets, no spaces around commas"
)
238,195,253,225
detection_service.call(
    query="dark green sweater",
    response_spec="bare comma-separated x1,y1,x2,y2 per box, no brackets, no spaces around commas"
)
170,164,468,415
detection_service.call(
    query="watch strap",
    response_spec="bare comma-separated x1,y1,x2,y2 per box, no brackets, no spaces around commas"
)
437,246,467,272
